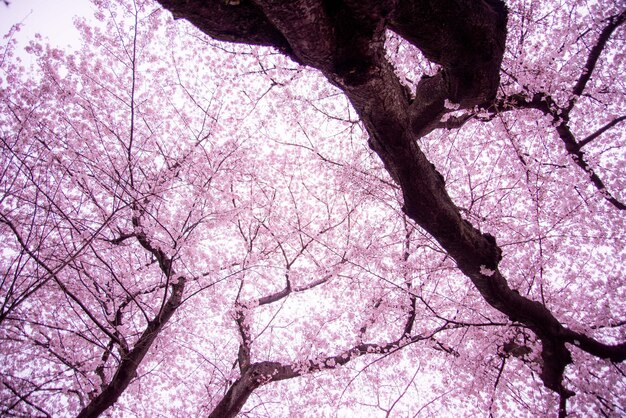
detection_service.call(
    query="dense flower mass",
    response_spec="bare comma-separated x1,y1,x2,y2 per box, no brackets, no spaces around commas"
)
0,0,624,416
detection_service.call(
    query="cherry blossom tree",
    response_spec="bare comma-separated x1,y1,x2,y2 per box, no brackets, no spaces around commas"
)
1,0,625,416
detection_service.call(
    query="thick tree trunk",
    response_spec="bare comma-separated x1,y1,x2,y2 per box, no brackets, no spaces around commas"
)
155,0,626,412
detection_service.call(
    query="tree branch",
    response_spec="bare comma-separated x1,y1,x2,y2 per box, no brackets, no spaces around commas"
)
496,93,626,210
566,10,626,113
208,323,450,418
578,115,626,148
76,209,187,418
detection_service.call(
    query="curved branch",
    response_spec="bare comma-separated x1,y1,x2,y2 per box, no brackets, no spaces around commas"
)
208,323,450,418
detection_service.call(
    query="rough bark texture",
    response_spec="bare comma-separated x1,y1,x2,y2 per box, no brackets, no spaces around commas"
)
154,0,626,415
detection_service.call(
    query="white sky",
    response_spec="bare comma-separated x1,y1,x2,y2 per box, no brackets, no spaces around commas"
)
0,0,93,49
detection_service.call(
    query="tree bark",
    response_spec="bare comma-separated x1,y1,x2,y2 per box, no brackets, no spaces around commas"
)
155,0,626,408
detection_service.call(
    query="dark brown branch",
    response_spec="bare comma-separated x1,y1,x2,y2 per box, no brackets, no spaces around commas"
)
76,280,185,418
494,11,626,209
156,0,294,58
578,115,626,148
104,232,136,244
553,119,626,210
208,324,449,418
0,216,126,348
255,272,332,306
434,112,475,131
76,211,186,418
567,10,626,113
234,282,252,372
3,380,52,418
563,330,626,362
402,220,417,336
497,93,626,210
208,361,282,418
